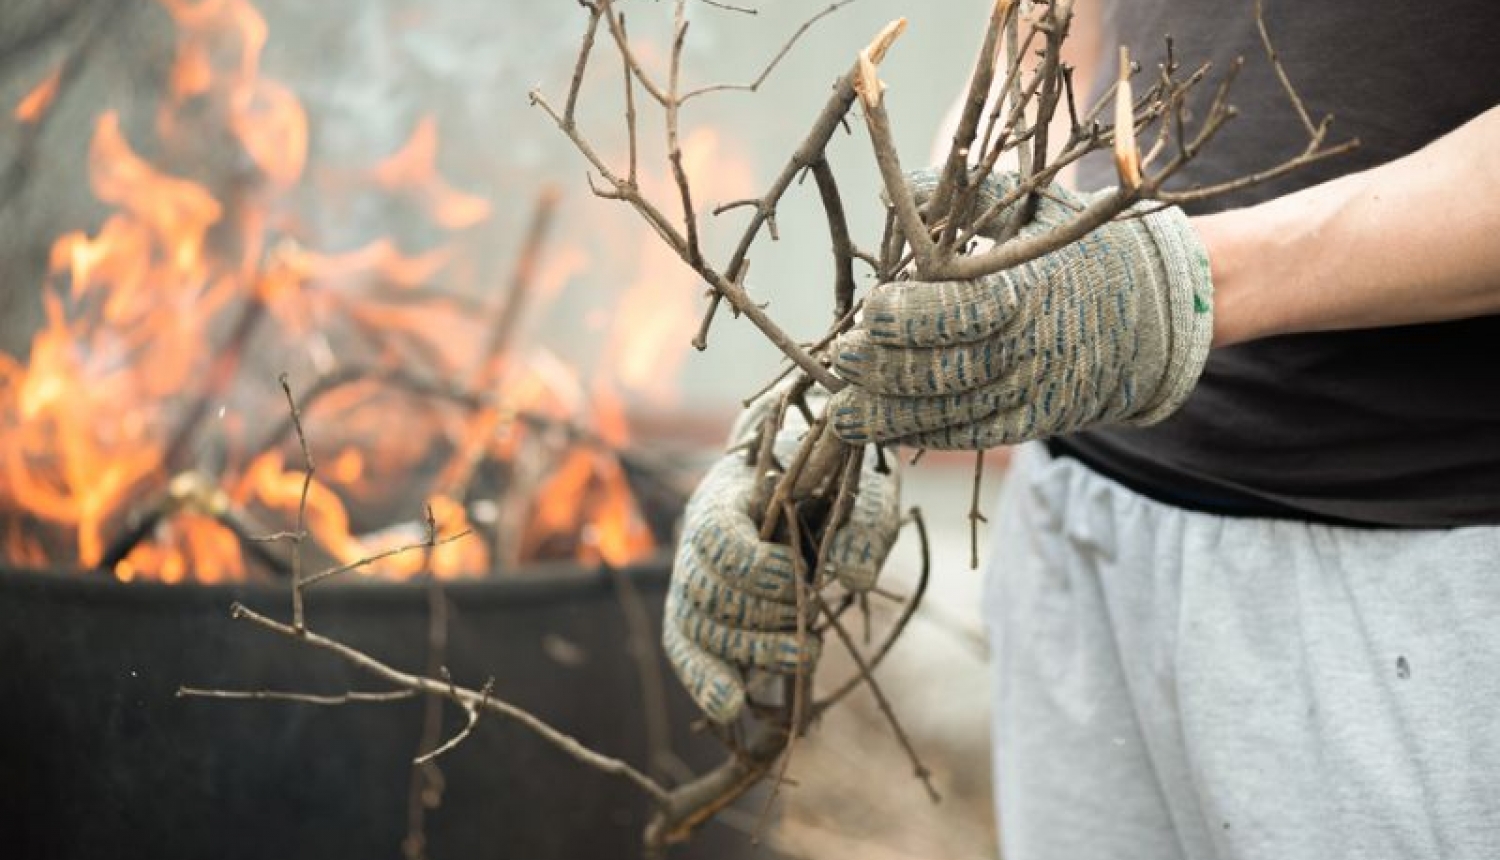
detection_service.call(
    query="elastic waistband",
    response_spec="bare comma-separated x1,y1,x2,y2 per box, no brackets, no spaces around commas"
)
1043,438,1392,528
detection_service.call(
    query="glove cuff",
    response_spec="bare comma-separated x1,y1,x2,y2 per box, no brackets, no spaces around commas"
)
1129,203,1214,426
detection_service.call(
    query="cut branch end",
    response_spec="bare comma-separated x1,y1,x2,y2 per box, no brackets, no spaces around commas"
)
1114,46,1142,190
855,18,908,109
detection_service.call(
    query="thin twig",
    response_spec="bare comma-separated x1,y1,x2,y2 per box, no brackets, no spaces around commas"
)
404,568,449,860
224,602,672,805
176,687,416,705
811,589,939,803
756,416,828,540
279,374,315,632
1155,137,1357,203
608,564,676,782
808,158,856,321
300,529,472,590
681,1,860,102
564,3,605,124
621,14,639,185
599,0,669,107
668,0,702,266
530,87,841,390
814,507,929,714
645,724,787,847
414,678,493,766
754,500,815,840
929,0,1011,253
813,445,863,578
696,0,757,13
968,451,989,570
1252,0,1316,137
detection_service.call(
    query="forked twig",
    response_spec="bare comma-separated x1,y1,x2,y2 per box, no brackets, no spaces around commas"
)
414,677,493,766
212,601,671,805
811,587,939,803
814,507,930,714
183,378,674,819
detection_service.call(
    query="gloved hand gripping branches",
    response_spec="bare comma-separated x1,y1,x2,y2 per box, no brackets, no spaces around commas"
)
663,389,902,724
527,0,1354,852
828,171,1215,449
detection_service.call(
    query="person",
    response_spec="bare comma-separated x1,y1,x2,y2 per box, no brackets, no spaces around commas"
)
663,2,1500,858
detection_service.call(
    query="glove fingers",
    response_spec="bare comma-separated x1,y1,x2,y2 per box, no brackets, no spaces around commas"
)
824,456,902,592
891,404,1041,450
896,359,1134,450
827,375,1029,444
862,274,1019,349
662,594,745,724
833,328,1033,397
681,457,798,601
728,377,819,449
670,584,819,675
674,538,800,628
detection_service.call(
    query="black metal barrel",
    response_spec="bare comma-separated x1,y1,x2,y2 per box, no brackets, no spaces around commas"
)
0,562,769,860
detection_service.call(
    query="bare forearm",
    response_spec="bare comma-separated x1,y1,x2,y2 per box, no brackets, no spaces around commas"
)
1198,105,1500,347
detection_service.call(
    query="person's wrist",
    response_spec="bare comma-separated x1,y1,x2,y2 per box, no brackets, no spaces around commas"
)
1193,208,1297,348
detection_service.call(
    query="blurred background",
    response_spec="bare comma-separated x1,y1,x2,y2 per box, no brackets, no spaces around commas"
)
0,1,1008,857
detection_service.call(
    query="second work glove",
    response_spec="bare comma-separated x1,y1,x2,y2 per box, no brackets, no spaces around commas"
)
829,173,1214,450
663,393,902,724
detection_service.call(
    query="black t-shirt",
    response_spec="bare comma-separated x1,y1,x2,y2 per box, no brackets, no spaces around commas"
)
1063,0,1500,527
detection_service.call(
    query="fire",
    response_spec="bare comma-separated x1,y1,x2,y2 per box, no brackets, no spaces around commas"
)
523,448,653,568
158,0,308,186
372,117,493,231
86,111,222,282
0,0,681,583
14,67,61,124
603,128,754,406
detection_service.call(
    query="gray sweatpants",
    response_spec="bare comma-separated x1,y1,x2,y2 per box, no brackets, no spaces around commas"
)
986,444,1500,860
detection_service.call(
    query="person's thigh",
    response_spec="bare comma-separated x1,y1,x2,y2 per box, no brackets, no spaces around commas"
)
987,444,1500,860
987,445,1193,860
1170,519,1500,859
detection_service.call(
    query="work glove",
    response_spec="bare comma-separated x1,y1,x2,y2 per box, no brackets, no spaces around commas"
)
663,390,902,724
828,171,1213,450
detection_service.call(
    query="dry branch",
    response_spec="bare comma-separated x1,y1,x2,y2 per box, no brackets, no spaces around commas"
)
182,378,674,824
175,687,416,705
531,0,1358,847
865,1,1353,287
815,507,929,714
202,601,671,805
192,2,1362,854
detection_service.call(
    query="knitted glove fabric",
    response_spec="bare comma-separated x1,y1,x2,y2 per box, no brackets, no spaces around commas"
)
663,394,902,724
828,173,1214,450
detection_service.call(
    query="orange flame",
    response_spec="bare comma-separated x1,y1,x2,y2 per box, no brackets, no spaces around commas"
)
2,0,665,582
525,448,653,568
372,117,493,230
89,111,223,281
159,0,308,185
14,67,61,124
603,128,753,405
